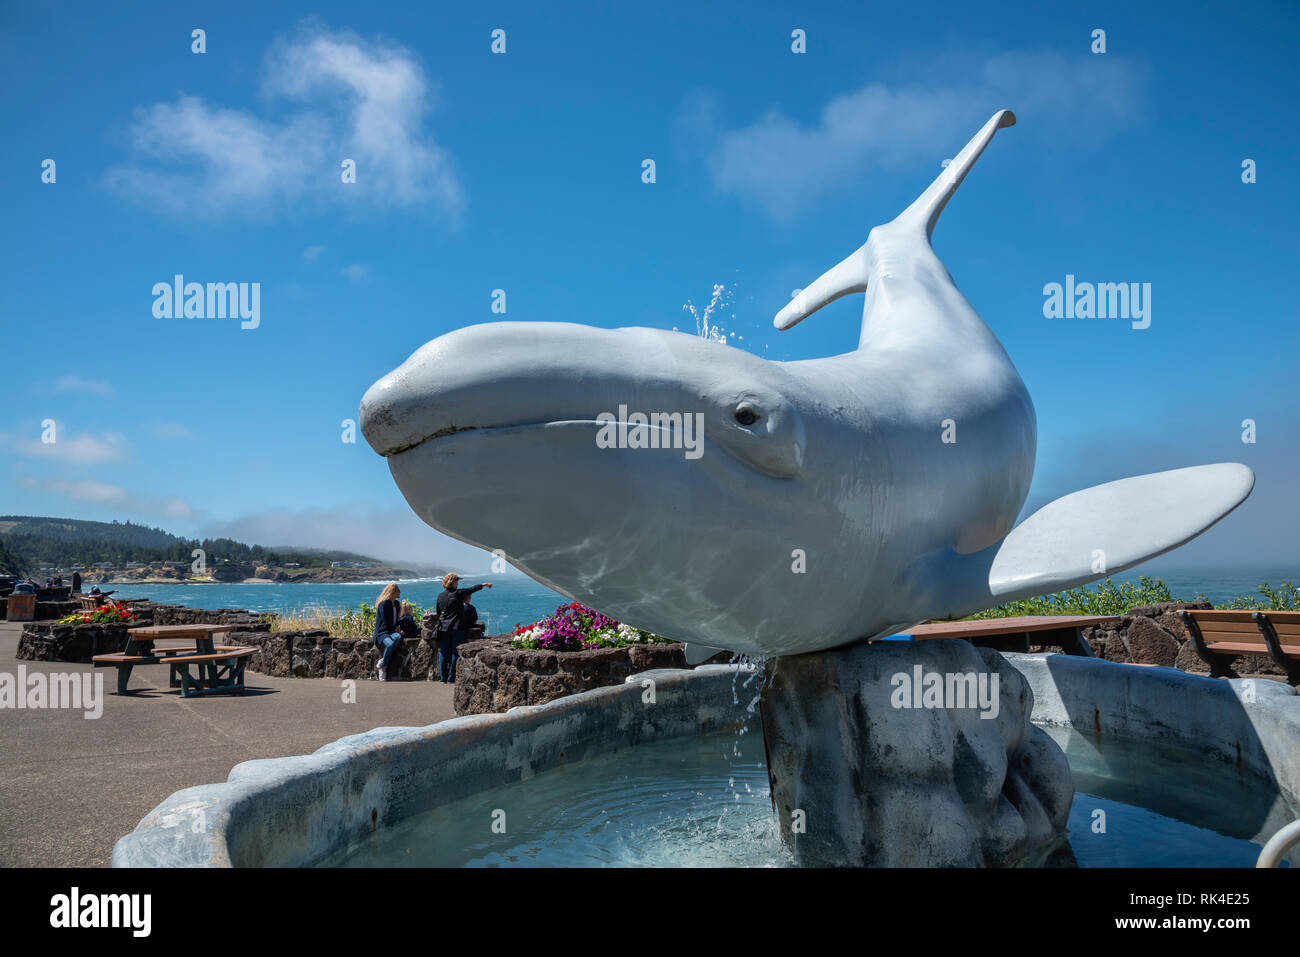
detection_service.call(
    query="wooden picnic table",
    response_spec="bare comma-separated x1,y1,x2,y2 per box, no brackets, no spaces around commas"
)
871,615,1119,657
93,624,254,696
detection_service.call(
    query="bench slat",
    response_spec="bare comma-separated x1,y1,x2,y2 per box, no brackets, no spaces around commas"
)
1205,641,1300,658
165,649,257,664
1198,629,1300,647
93,647,256,665
1186,609,1300,623
1189,619,1300,639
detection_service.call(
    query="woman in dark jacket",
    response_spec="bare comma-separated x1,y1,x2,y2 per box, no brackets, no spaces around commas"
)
433,573,492,682
373,583,403,681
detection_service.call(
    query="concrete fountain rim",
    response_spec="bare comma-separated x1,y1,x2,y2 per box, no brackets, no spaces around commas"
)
110,655,1300,868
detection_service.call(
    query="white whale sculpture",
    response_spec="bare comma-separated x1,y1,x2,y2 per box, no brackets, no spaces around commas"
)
360,110,1254,658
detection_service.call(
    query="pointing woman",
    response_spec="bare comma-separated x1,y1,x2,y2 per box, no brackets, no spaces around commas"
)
433,573,492,683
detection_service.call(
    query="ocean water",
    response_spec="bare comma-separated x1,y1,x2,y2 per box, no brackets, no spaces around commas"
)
106,576,569,635
1107,566,1298,606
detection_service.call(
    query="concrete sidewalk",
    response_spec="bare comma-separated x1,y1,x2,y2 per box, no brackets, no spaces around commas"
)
0,621,457,867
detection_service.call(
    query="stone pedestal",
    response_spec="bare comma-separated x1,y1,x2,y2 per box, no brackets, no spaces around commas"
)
760,638,1073,867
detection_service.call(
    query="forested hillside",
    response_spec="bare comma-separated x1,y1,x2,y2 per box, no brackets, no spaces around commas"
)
0,516,382,569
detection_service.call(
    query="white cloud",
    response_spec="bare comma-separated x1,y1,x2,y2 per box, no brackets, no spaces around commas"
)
341,263,370,283
695,51,1143,218
106,25,463,217
18,476,194,520
5,427,128,464
52,375,113,395
208,504,491,570
302,244,327,261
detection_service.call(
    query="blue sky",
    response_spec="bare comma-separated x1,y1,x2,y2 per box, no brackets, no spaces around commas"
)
2,0,1297,571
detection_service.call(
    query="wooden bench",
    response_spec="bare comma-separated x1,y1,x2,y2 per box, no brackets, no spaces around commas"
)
873,615,1119,657
77,592,117,609
94,647,256,696
1179,609,1300,684
91,623,253,696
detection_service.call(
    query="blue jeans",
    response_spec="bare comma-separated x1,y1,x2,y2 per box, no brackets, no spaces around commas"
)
376,632,402,673
438,632,463,682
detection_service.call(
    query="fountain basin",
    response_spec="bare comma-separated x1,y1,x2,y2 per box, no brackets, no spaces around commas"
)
111,656,1300,867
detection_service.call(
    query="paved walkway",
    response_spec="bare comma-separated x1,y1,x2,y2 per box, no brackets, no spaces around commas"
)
0,621,457,867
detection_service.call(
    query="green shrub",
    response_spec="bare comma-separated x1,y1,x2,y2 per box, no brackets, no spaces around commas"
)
969,576,1299,619
1218,581,1300,611
969,576,1174,619
271,600,426,638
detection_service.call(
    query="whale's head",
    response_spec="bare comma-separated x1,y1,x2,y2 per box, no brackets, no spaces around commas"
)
360,112,1048,656
360,321,875,654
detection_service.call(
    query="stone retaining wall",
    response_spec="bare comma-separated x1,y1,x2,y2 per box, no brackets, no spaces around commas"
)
227,630,448,682
1077,600,1292,679
454,637,688,714
16,621,134,661
12,599,484,682
16,597,1293,686
137,602,274,632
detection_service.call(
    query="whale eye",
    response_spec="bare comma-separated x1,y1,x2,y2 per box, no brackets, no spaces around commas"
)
710,380,804,478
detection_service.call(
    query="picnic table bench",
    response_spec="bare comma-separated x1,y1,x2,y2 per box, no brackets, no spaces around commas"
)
870,615,1119,657
92,624,256,697
1179,609,1300,684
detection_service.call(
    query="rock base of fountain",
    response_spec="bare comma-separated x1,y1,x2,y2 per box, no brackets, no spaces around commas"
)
760,638,1073,867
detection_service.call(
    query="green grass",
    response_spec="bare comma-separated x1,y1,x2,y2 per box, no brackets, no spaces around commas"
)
970,576,1299,619
271,600,428,638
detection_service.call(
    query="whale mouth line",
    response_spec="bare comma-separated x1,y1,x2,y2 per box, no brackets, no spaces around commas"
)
381,418,618,458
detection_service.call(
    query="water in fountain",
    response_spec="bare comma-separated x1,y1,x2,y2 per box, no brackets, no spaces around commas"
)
718,654,768,814
319,723,1280,867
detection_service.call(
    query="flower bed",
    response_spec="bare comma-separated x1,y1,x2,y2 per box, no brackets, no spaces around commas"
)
511,602,674,652
456,603,684,715
57,600,137,625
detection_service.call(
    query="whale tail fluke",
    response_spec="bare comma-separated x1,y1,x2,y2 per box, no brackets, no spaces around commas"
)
774,109,1015,332
904,463,1256,621
895,109,1015,242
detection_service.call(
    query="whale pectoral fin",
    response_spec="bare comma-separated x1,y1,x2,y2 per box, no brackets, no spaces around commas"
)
774,245,870,330
910,464,1255,619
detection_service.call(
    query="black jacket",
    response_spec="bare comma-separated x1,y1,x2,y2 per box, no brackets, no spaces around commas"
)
373,598,400,642
435,584,484,635
460,602,478,631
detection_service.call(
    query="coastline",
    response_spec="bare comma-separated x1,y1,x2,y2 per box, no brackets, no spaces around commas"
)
99,576,448,586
